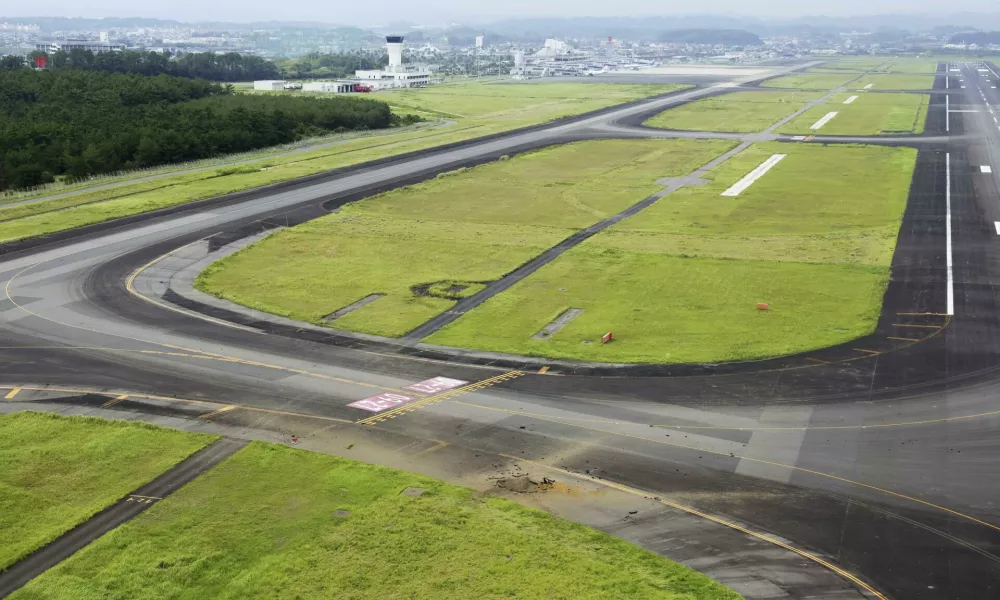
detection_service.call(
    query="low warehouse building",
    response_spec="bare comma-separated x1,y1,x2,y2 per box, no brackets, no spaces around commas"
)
253,80,287,91
302,81,359,93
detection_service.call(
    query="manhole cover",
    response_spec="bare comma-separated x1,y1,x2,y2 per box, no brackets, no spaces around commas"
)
401,487,425,497
333,509,350,518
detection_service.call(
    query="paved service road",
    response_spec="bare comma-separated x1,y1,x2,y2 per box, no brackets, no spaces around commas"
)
2,62,1000,600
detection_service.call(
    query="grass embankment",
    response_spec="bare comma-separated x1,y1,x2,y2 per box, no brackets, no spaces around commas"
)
779,93,929,135
761,73,859,90
196,139,734,337
851,74,937,90
0,82,688,244
428,143,917,363
643,91,822,133
12,441,743,600
806,59,884,74
0,412,216,570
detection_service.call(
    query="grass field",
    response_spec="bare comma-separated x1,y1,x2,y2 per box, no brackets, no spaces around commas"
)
643,91,822,133
0,82,688,244
427,143,917,363
779,93,929,135
372,81,682,120
851,74,937,90
11,441,743,600
196,139,734,337
0,412,216,570
761,73,859,90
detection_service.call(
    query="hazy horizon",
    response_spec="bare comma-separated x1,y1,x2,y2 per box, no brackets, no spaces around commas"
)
4,3,1000,28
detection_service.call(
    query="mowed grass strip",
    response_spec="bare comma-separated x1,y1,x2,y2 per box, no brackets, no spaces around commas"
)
11,442,744,600
427,249,889,363
852,74,937,90
761,73,859,90
196,139,735,337
372,81,687,120
0,83,688,244
643,91,822,133
0,412,217,570
779,93,930,135
428,143,917,363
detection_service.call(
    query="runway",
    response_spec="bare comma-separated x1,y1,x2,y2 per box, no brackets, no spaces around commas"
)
2,61,1000,599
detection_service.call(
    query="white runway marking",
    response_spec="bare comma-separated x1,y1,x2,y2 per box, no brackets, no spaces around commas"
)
995,222,1000,236
810,111,839,130
946,153,954,316
863,83,873,89
720,154,786,197
843,95,859,104
983,166,993,173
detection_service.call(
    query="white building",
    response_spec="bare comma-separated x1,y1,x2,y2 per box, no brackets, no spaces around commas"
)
353,36,435,89
303,81,359,93
253,80,287,91
35,40,124,53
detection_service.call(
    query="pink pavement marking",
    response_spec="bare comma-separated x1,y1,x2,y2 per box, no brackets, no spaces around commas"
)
404,376,468,394
348,392,416,412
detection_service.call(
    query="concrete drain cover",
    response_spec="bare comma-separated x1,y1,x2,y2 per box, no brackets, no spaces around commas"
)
333,509,350,518
401,487,425,497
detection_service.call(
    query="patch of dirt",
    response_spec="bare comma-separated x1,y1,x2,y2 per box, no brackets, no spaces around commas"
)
411,280,490,301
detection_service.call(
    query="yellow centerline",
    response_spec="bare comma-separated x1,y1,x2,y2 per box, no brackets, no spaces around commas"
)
3,257,412,396
101,394,129,408
457,400,1000,533
124,236,261,334
503,455,888,600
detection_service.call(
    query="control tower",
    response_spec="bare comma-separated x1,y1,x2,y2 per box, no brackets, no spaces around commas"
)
386,36,404,72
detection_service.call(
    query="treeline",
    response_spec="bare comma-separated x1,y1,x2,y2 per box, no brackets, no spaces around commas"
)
279,51,386,79
0,68,405,190
1,49,281,81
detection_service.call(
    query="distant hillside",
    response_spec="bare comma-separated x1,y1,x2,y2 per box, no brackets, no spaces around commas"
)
948,31,1000,45
657,29,762,46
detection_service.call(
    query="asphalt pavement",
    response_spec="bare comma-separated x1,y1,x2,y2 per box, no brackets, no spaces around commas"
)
2,61,1000,600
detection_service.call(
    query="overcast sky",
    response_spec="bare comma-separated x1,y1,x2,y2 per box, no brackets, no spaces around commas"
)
5,1,1000,26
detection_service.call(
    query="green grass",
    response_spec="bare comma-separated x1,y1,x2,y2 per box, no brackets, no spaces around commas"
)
761,73,859,90
882,59,941,74
427,143,917,363
779,93,929,135
643,91,822,133
0,412,217,570
0,82,688,244
196,139,735,337
11,442,743,600
852,74,937,90
371,81,684,121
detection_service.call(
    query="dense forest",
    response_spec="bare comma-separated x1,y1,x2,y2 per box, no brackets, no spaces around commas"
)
278,51,387,79
0,67,413,190
2,49,281,81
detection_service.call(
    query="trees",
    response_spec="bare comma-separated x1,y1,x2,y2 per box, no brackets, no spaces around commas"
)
28,49,282,81
278,51,387,79
0,69,399,191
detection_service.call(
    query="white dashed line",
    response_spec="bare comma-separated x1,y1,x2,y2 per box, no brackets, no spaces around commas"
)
983,166,994,173
810,111,839,130
721,154,787,197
